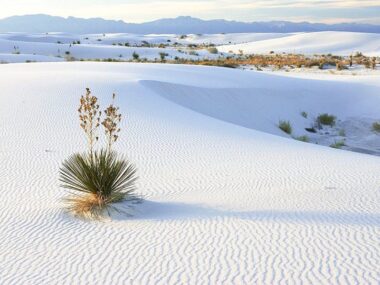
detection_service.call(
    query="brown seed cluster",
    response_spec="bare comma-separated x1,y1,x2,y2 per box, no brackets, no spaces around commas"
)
78,88,101,154
102,93,122,151
78,88,122,153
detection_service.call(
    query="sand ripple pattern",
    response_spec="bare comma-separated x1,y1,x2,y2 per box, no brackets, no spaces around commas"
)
0,63,379,284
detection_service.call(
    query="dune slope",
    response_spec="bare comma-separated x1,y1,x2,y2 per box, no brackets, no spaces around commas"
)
219,31,380,56
0,62,379,284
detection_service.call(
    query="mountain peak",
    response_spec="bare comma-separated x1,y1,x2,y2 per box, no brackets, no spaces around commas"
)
0,14,379,34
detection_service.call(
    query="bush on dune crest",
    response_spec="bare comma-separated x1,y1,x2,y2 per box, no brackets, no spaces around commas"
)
59,88,139,219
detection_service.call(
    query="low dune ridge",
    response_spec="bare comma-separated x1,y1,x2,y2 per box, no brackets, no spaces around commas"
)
219,31,380,56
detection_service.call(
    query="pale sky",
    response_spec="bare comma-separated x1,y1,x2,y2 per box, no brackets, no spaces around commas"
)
0,0,379,24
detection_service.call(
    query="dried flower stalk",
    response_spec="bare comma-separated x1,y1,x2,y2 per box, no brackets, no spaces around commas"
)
78,88,101,155
102,93,121,151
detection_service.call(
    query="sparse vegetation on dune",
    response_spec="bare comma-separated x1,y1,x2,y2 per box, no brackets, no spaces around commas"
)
278,120,292,135
372,121,380,133
59,88,139,219
60,150,139,219
317,113,336,127
330,140,346,149
339,129,346,137
132,51,140,61
159,52,169,62
296,135,309,142
207,47,218,54
68,52,378,72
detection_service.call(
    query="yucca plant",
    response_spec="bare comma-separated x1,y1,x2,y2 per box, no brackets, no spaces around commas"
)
60,150,139,219
60,88,139,219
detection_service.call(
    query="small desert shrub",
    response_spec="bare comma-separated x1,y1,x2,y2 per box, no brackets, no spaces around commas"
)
60,88,139,219
159,52,169,62
208,47,218,54
372,121,380,133
336,62,348,71
60,150,138,219
338,129,346,137
317,113,336,127
301,111,308,118
189,51,199,56
363,60,371,69
278,120,292,134
132,52,140,61
296,135,309,142
330,140,345,149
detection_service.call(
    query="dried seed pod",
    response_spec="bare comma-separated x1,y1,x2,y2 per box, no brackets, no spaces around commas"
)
78,88,101,154
102,93,122,151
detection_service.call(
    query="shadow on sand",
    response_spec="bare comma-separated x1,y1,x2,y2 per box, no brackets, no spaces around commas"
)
112,200,380,227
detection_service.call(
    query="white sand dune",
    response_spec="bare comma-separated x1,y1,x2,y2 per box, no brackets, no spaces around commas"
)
1,31,379,64
219,31,380,56
0,37,211,62
0,32,289,46
0,62,379,284
179,32,291,45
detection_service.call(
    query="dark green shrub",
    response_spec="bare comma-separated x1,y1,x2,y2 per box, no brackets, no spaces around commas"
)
132,52,140,61
317,113,336,127
279,120,292,134
372,122,380,133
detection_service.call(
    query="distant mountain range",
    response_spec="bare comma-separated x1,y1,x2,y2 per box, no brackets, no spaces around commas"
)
0,14,379,34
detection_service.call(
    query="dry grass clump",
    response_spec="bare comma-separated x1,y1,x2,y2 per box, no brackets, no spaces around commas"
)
372,121,380,133
330,140,345,149
317,113,336,127
60,88,139,219
296,135,309,142
278,120,292,135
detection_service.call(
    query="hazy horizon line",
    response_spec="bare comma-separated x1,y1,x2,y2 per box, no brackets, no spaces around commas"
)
1,13,379,26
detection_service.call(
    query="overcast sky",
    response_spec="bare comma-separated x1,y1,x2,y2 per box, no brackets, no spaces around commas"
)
0,0,379,24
